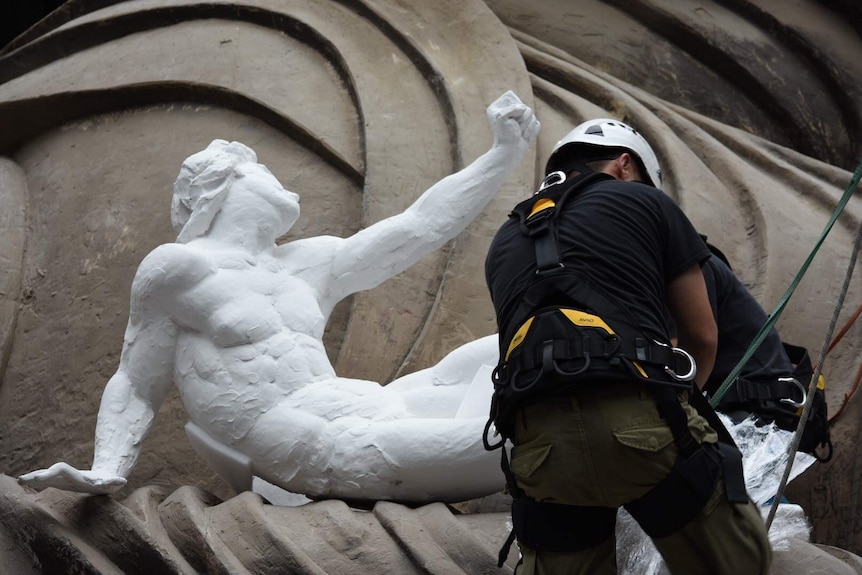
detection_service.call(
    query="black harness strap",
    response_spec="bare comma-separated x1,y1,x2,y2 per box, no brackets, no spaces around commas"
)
523,203,562,274
506,329,678,374
688,387,749,504
717,441,748,503
495,447,523,567
652,385,700,459
624,441,723,538
497,529,517,568
516,172,602,275
512,498,617,552
725,377,804,405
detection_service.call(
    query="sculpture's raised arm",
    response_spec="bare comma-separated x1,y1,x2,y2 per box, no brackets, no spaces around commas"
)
325,91,539,300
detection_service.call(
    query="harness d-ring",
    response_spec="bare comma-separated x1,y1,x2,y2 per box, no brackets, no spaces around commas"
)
777,376,808,409
511,368,539,392
483,417,504,450
667,347,697,381
554,353,592,377
654,340,697,382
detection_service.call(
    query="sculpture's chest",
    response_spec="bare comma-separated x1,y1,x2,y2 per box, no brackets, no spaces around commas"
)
179,263,325,344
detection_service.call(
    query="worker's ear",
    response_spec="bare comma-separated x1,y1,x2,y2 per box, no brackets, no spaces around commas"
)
618,153,635,181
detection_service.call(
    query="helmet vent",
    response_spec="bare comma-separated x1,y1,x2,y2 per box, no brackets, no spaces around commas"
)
585,124,604,136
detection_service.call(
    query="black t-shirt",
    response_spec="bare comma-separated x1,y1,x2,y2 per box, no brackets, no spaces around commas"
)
701,254,793,394
485,174,711,346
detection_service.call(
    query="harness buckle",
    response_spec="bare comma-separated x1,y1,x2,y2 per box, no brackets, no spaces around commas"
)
777,376,807,409
535,262,565,275
524,208,555,235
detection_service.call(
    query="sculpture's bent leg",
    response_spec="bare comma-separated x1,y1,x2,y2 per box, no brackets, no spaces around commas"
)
387,334,499,418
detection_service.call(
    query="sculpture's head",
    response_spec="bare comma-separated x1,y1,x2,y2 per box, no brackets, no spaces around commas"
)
171,139,259,243
172,140,301,243
543,118,662,190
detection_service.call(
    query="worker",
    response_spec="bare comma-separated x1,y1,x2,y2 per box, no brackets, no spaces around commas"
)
697,243,832,459
484,118,772,574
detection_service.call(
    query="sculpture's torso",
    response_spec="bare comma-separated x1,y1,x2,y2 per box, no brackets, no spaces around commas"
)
167,246,353,438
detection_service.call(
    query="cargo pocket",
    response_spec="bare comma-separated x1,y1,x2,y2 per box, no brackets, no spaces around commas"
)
613,423,675,452
510,444,552,480
612,423,677,488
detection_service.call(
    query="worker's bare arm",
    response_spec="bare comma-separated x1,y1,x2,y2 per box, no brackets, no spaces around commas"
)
667,263,718,389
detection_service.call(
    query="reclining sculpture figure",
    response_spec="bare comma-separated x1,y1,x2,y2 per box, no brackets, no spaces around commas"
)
18,91,539,503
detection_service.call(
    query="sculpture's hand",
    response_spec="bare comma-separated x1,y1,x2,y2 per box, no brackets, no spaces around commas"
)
487,90,541,151
18,462,127,494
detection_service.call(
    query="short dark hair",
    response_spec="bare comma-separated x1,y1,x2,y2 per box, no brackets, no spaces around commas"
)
546,144,646,182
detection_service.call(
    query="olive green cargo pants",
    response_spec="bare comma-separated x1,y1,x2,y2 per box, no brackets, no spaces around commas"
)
509,383,772,575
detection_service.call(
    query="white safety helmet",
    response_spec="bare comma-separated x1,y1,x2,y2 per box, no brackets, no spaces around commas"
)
545,118,662,190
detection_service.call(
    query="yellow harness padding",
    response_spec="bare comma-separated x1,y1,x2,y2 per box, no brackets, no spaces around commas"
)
528,198,555,218
505,308,613,359
557,310,649,377
504,307,651,377
559,308,614,333
505,317,535,361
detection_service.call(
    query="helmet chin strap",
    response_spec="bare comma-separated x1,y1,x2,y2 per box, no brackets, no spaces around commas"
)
570,155,642,184
540,149,648,197
562,161,609,182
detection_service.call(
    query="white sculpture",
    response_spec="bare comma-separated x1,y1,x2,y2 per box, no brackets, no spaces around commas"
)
18,91,539,503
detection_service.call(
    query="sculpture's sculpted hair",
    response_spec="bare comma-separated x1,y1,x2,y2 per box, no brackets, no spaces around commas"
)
171,139,258,243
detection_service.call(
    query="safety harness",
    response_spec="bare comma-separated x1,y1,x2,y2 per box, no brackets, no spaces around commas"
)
716,342,832,461
486,172,749,566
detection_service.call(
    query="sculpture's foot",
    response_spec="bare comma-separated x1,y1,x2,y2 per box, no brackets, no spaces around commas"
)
251,476,312,507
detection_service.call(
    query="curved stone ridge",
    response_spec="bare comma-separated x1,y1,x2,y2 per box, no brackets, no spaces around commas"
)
3,475,862,574
0,475,513,574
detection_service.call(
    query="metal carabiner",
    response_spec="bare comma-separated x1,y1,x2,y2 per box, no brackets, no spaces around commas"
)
654,340,697,382
537,170,567,193
777,376,808,409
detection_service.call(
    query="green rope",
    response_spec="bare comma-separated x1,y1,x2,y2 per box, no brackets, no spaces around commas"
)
710,160,862,408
